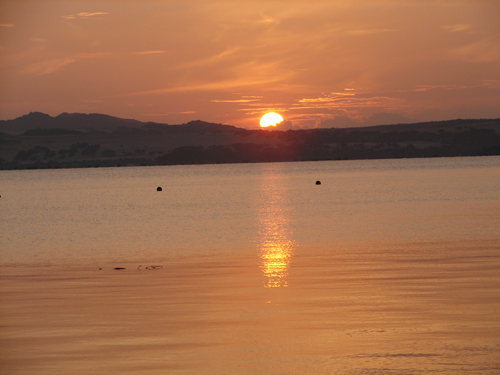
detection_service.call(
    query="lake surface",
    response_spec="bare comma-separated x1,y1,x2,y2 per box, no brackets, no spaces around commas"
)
1,157,499,374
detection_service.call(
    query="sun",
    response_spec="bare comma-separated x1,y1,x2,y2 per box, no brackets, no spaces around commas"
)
260,112,283,128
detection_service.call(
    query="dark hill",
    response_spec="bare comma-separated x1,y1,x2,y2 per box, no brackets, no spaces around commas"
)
1,113,499,170
0,112,238,136
0,112,146,135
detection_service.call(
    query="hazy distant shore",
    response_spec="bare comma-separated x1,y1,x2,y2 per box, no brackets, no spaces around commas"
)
1,113,499,170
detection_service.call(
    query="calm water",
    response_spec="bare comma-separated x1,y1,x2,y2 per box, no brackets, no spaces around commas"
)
1,157,499,374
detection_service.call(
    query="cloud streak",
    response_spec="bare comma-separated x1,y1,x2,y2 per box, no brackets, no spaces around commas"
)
123,76,288,96
344,28,396,36
211,99,261,103
63,12,109,20
443,24,473,33
179,47,241,68
294,92,403,110
20,53,109,76
133,51,166,55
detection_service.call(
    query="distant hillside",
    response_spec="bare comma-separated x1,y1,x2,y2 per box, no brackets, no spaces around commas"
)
1,113,499,170
0,112,152,135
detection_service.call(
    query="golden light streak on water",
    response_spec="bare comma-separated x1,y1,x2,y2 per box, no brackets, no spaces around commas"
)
257,166,295,288
259,240,292,288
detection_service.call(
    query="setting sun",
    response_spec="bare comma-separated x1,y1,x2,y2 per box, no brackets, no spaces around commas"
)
260,112,283,128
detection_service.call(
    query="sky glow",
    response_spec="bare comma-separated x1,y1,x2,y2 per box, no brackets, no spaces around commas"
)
1,1,499,129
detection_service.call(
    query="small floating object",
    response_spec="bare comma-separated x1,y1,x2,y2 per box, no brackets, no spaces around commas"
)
316,180,321,185
157,186,162,191
114,267,126,270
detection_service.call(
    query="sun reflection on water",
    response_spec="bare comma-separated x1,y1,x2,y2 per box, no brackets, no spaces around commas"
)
258,170,294,288
259,239,293,288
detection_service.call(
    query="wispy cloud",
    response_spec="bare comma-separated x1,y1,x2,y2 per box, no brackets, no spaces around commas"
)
21,57,78,76
134,51,166,55
122,59,295,97
63,12,109,20
20,53,109,76
414,81,500,92
292,92,404,111
124,78,283,96
443,24,473,33
179,47,241,68
344,29,396,36
447,35,500,63
236,104,289,116
257,12,280,26
0,24,14,27
211,99,261,103
481,80,500,89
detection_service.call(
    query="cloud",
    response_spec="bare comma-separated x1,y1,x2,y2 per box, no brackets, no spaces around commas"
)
236,106,289,116
0,24,14,27
134,51,167,55
448,36,500,63
122,59,296,97
257,12,280,26
481,80,500,89
344,29,396,36
211,99,261,103
294,92,400,110
63,12,109,20
20,57,79,76
126,78,281,96
413,84,473,92
443,24,473,33
179,47,241,68
20,53,109,76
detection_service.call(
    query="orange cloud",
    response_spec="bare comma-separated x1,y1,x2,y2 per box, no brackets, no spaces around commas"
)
63,12,109,19
133,51,167,55
178,47,241,68
443,24,473,33
295,92,401,109
448,36,500,63
344,28,396,36
20,53,110,76
211,99,261,103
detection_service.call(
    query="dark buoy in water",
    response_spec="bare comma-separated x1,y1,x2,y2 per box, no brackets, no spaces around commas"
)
157,186,162,191
315,180,321,185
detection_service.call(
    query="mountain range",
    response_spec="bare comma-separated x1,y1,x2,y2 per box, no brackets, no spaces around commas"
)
1,112,499,170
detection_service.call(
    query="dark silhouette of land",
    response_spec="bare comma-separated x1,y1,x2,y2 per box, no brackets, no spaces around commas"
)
1,112,499,170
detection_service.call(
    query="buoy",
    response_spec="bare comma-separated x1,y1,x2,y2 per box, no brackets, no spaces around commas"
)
157,186,162,191
316,180,321,185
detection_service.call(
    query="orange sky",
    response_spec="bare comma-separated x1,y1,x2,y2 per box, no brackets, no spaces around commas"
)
1,1,499,129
